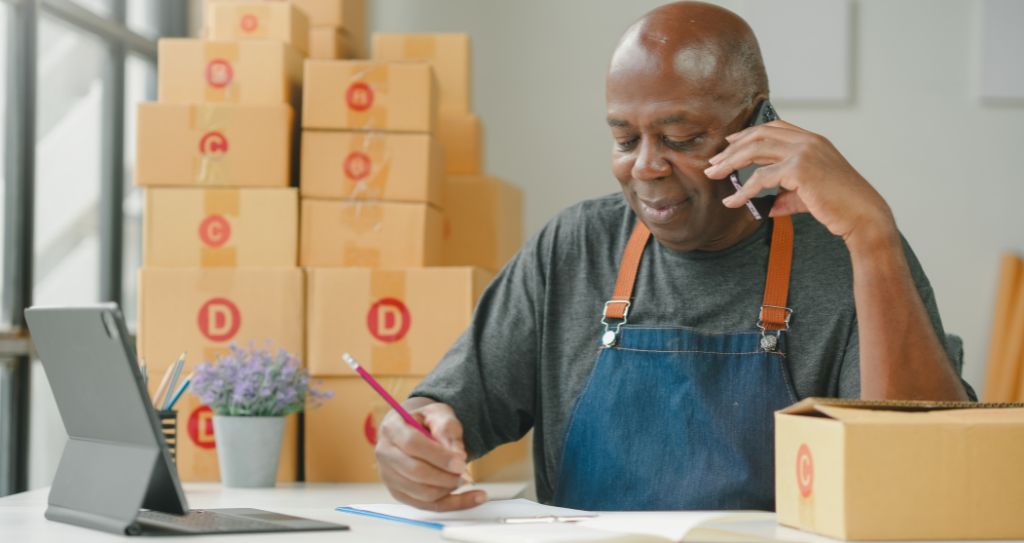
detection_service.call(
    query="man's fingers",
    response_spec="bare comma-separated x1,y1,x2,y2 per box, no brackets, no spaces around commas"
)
390,487,488,513
422,405,465,452
722,162,784,208
724,120,806,145
379,465,458,503
705,136,789,180
378,442,463,490
380,412,466,474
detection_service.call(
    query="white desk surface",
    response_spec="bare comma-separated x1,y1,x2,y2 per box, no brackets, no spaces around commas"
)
1,483,1017,542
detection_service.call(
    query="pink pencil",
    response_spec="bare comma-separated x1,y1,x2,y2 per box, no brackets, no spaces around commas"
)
342,352,473,483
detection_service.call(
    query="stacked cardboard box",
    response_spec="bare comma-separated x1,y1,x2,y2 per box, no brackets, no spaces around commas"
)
205,0,365,60
371,33,523,273
301,37,530,482
135,2,306,482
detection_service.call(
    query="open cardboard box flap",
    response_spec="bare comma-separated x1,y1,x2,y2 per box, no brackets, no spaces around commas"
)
780,396,1024,423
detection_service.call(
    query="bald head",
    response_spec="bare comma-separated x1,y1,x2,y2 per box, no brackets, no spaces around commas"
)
609,2,767,104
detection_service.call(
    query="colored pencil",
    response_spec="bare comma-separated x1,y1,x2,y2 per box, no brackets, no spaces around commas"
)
165,374,193,411
342,353,474,483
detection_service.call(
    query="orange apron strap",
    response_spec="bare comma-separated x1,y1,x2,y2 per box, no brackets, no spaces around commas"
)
759,215,795,332
602,215,794,349
604,220,651,321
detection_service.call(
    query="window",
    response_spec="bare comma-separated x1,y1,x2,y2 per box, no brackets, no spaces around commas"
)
71,0,113,18
33,14,105,307
128,0,160,40
122,54,156,330
0,3,9,324
0,0,187,497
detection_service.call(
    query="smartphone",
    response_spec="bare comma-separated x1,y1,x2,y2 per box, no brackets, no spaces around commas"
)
728,100,779,220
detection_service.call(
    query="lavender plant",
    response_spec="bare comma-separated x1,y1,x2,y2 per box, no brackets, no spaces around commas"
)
191,343,333,417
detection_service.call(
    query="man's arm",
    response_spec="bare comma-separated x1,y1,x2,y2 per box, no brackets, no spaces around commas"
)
844,224,968,400
706,120,968,401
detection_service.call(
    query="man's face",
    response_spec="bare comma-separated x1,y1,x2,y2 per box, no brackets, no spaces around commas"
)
606,50,757,252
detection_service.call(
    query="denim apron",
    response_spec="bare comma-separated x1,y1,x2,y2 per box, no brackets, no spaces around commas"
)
553,216,799,511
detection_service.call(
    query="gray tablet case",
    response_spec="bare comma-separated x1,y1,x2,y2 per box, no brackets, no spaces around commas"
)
26,304,187,534
23,304,347,536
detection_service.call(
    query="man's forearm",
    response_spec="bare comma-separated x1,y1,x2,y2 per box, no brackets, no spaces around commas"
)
846,225,968,401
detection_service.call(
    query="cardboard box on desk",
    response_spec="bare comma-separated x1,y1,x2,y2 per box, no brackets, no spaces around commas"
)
143,188,297,267
206,1,310,56
300,199,442,268
371,33,471,114
305,267,492,376
302,60,437,132
309,26,347,59
305,376,531,482
156,393,299,482
301,131,442,207
443,176,523,273
158,39,303,105
135,103,293,187
438,111,482,175
776,397,1024,541
137,268,304,373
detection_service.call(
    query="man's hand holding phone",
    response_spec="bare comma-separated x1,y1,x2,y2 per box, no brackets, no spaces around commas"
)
705,103,895,248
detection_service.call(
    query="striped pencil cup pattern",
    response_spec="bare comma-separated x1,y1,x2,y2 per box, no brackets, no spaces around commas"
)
158,410,178,462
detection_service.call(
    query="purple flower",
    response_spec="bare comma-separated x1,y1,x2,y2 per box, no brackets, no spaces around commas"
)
189,341,331,416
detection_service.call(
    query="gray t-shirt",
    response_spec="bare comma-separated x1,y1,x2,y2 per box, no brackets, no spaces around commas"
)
411,192,973,504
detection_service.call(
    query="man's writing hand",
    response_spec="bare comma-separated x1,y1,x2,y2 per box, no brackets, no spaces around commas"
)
375,399,487,511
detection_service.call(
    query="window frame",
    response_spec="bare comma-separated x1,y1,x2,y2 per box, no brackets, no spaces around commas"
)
0,0,187,497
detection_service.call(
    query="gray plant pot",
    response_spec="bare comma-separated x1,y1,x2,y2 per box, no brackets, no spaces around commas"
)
213,415,285,488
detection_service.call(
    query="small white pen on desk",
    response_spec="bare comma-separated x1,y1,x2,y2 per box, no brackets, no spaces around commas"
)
500,516,594,524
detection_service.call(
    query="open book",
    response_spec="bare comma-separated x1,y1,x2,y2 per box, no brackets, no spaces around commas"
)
442,511,777,543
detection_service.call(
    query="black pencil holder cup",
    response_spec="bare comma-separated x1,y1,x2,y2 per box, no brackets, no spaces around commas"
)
158,410,178,462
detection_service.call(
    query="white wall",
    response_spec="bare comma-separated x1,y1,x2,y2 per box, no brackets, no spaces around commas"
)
370,0,1024,395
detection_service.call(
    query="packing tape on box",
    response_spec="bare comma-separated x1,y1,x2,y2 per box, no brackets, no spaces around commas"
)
344,133,391,200
339,203,383,266
230,4,271,39
402,35,437,60
190,105,234,186
345,65,389,130
199,190,240,267
203,41,241,102
368,270,411,374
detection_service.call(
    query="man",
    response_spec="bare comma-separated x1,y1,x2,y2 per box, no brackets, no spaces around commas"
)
375,1,974,512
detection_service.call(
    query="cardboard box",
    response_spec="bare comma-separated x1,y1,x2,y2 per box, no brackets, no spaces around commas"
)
206,1,310,56
438,111,482,175
300,131,442,206
371,33,470,114
294,0,365,57
158,39,303,104
135,103,293,187
306,267,492,376
203,0,365,54
302,60,437,133
143,188,297,267
776,398,1024,540
300,200,443,268
309,26,347,59
305,376,531,482
443,176,523,273
137,268,304,373
155,393,299,482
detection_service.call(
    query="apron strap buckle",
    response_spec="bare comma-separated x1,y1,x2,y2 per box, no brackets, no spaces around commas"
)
757,305,793,352
601,300,631,347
